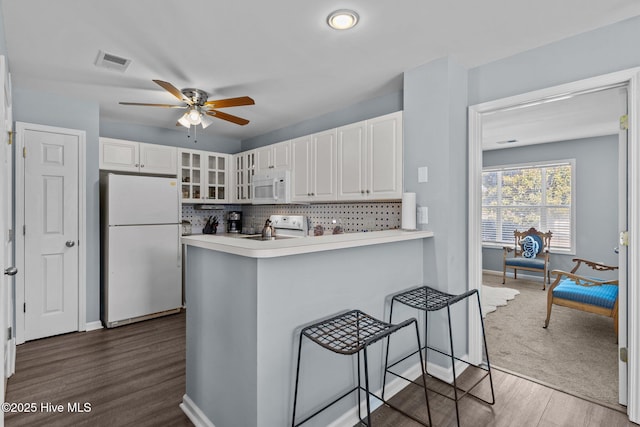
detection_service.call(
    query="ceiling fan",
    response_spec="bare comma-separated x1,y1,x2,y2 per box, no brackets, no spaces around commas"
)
120,79,255,129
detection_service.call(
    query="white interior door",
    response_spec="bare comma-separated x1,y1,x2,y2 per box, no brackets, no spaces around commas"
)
0,92,7,427
618,86,629,406
23,127,79,341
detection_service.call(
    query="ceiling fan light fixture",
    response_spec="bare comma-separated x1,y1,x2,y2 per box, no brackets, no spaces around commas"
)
186,107,202,125
327,9,359,30
178,113,191,128
200,113,214,129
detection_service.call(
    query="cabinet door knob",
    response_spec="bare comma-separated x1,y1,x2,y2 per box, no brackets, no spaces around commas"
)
141,164,145,168
366,190,370,194
361,190,365,194
134,164,139,167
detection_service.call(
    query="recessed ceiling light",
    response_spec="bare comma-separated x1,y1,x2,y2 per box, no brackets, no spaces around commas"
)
327,9,359,30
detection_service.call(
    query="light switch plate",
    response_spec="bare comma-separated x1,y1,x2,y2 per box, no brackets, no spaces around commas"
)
418,207,428,224
418,166,428,183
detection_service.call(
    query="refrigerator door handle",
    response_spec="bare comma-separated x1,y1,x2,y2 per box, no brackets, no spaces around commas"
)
178,232,182,269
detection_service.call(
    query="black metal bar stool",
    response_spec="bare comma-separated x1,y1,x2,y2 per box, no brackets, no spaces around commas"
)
291,309,432,426
386,286,495,426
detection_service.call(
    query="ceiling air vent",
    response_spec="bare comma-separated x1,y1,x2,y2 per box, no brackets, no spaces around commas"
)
95,50,131,72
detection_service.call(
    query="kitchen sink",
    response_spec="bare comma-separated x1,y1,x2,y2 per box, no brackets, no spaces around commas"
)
244,235,297,241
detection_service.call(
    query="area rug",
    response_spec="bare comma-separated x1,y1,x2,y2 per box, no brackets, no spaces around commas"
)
480,284,520,317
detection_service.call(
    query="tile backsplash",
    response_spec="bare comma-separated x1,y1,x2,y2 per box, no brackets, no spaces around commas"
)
182,202,401,235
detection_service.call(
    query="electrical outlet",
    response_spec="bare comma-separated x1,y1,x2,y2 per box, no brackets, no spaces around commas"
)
418,207,428,224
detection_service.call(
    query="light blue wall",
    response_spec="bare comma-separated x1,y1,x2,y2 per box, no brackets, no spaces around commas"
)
403,57,468,294
403,56,469,354
241,90,402,150
468,14,640,105
482,135,619,277
100,120,241,154
0,2,7,56
13,87,101,322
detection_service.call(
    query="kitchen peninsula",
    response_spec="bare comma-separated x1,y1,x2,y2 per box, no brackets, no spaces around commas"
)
180,229,434,427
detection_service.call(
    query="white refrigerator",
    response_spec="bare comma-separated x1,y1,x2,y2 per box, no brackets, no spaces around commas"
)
103,173,182,327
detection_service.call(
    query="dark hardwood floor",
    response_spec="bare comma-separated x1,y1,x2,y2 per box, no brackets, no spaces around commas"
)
4,310,635,426
366,365,635,427
5,311,192,427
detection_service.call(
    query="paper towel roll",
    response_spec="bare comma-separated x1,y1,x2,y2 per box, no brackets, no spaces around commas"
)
401,192,416,230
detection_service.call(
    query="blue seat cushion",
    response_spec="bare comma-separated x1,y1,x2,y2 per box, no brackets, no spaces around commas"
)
505,257,546,269
553,278,618,309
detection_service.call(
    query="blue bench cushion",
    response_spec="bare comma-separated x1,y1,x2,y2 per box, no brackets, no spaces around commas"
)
553,278,618,309
505,257,546,269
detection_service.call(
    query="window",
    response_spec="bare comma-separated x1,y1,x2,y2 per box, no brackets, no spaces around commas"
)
482,160,574,252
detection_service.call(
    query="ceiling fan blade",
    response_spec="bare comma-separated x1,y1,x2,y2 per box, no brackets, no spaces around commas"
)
206,110,250,126
152,79,189,103
119,102,187,108
204,96,255,108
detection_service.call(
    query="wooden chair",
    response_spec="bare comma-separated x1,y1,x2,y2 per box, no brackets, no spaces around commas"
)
543,258,619,336
503,227,552,289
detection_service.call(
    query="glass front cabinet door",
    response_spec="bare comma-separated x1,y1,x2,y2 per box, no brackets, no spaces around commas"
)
233,150,256,203
179,149,229,203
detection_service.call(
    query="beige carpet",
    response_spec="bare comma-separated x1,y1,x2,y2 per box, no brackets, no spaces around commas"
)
483,273,619,407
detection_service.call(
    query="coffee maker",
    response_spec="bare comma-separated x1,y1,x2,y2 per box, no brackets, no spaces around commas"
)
227,211,242,233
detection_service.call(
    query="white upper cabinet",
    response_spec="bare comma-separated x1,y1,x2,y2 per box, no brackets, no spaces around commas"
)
312,130,337,200
291,130,337,202
336,121,367,200
99,137,177,175
291,135,312,201
337,111,403,200
256,140,291,172
179,149,230,204
232,149,256,203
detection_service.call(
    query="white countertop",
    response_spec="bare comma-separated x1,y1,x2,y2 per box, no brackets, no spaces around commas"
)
181,229,434,258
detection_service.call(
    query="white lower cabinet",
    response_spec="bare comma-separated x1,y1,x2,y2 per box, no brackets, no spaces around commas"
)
337,111,403,200
99,137,177,175
291,130,337,202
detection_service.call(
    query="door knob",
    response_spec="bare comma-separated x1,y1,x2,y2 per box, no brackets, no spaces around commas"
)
4,267,17,276
66,240,75,248
614,247,619,254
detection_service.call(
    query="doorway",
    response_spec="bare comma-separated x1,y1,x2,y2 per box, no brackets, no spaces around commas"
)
468,68,640,423
15,122,87,343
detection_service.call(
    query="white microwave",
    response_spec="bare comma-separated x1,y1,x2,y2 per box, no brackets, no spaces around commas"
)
252,169,291,204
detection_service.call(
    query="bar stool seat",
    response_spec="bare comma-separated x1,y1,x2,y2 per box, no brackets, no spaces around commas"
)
388,286,495,427
292,309,432,426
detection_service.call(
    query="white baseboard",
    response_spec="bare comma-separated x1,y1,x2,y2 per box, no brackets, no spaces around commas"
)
426,354,469,384
181,358,469,427
85,321,104,332
483,268,544,282
180,394,215,427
